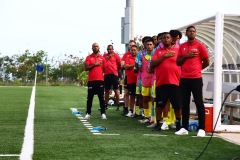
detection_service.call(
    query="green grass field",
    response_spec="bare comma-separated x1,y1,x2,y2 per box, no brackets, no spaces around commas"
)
0,86,239,160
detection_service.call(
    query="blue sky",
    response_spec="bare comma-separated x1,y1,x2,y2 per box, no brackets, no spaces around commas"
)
0,0,240,60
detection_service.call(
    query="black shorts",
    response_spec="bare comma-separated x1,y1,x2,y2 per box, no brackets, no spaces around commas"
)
104,74,119,90
155,84,182,110
127,83,136,95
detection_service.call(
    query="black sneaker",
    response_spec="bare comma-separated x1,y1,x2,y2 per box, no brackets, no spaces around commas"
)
152,123,162,131
122,107,128,116
116,105,120,111
135,115,145,120
133,114,140,118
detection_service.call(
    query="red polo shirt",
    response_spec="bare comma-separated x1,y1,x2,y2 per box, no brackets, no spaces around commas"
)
178,40,209,78
124,55,137,84
84,53,106,81
152,47,181,87
121,51,131,61
103,52,121,76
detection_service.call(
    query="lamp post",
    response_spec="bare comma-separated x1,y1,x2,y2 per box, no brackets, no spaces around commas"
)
121,0,134,52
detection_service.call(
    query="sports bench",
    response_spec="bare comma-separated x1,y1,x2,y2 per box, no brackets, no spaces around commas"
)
206,81,240,124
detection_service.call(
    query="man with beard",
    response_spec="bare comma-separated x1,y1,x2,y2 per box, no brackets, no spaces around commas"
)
84,42,107,119
175,26,209,137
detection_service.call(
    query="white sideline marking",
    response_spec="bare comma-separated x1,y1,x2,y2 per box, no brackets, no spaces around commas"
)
78,117,86,119
0,154,20,157
191,136,217,138
83,124,92,126
20,86,36,160
143,134,168,137
82,122,89,124
93,133,102,135
69,108,120,136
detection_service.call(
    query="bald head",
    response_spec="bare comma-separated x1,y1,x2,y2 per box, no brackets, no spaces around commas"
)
92,42,100,54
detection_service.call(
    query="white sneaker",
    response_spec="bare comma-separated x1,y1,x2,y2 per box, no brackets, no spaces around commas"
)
197,129,206,137
125,111,133,117
161,122,169,130
139,118,149,123
101,113,107,119
170,123,176,129
84,113,90,119
175,128,188,135
147,123,157,128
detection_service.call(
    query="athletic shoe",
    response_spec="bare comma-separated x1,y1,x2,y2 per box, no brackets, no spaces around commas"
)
134,115,145,120
116,105,120,111
101,113,107,119
197,129,206,137
122,107,129,116
147,123,157,128
161,122,169,130
152,123,162,131
139,118,150,123
170,124,176,129
125,111,134,117
175,128,188,135
84,113,90,119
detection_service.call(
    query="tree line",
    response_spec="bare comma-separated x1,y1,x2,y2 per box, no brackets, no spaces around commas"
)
0,50,88,86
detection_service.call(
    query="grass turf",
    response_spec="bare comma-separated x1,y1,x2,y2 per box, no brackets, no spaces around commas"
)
0,86,239,160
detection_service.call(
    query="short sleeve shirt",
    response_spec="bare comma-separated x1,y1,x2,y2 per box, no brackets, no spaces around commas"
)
121,51,131,62
84,53,106,81
152,47,181,87
178,40,209,78
125,55,137,84
103,52,121,76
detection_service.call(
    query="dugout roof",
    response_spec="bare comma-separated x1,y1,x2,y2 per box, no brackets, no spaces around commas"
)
177,14,240,71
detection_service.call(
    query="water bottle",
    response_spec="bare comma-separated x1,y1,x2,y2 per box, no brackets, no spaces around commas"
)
188,122,198,132
72,111,78,114
100,126,107,131
189,124,198,132
72,111,83,115
92,126,101,131
92,126,107,131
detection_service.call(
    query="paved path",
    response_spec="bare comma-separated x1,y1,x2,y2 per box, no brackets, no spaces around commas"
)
215,133,240,145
